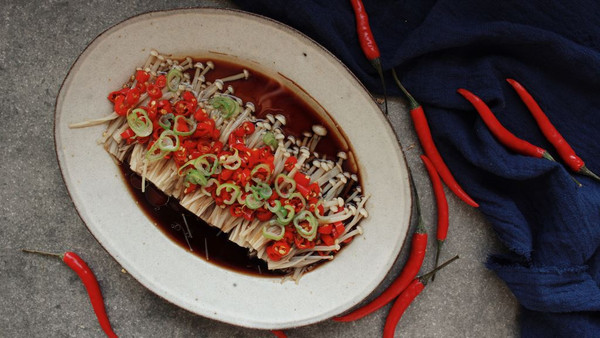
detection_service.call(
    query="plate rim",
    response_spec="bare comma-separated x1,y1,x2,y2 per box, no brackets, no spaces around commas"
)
54,7,413,329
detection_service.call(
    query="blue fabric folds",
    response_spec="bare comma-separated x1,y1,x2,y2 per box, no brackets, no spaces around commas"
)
233,0,600,336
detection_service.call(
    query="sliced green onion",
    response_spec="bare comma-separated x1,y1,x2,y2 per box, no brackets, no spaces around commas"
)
251,182,273,201
167,67,183,92
209,96,240,119
262,131,278,149
244,193,264,210
222,149,242,170
127,108,153,137
157,129,180,152
158,113,174,130
275,173,296,198
194,154,219,176
276,204,295,226
145,130,179,162
173,115,197,136
262,221,285,241
288,192,307,210
251,163,272,183
185,169,208,186
267,200,282,213
294,210,318,240
200,178,219,196
216,183,240,205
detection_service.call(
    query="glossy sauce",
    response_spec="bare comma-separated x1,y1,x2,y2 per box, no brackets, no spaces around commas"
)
119,58,355,277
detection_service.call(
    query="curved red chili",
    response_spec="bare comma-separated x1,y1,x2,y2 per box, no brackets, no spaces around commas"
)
383,255,460,338
420,154,449,281
349,0,388,114
334,171,428,322
392,69,479,208
506,78,600,182
457,88,555,161
22,249,118,338
383,278,424,338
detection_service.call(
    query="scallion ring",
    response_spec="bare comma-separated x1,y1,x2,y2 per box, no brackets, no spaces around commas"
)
158,113,174,130
250,163,272,183
166,67,183,92
194,154,219,176
185,169,208,186
216,183,240,205
244,193,264,210
293,210,318,240
275,173,296,198
262,221,285,241
157,130,180,152
222,148,242,170
209,96,240,119
262,131,278,149
127,108,153,137
173,115,197,136
276,205,295,226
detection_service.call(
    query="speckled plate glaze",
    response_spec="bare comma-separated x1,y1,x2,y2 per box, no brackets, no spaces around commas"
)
54,8,411,329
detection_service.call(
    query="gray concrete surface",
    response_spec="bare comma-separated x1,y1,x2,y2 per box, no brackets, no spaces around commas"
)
0,1,520,337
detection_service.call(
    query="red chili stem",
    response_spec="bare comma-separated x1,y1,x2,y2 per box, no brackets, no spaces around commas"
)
457,88,555,161
382,255,459,338
22,249,118,338
392,69,479,208
420,155,449,282
506,78,600,182
349,0,388,114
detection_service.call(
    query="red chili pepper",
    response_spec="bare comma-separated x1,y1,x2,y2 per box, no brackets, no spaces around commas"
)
420,154,449,281
155,74,167,88
113,95,130,117
457,88,556,162
333,222,427,322
391,69,479,208
349,0,387,114
135,70,150,83
22,249,118,338
125,88,141,106
506,78,600,182
146,84,162,100
270,330,287,338
383,256,459,338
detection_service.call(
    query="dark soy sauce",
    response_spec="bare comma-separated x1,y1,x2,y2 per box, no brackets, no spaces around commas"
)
119,58,353,277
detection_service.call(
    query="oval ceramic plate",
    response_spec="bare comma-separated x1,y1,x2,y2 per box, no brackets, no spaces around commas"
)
55,8,411,329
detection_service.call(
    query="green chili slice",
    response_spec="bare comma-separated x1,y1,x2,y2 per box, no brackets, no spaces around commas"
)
267,200,282,213
244,193,264,210
194,154,219,176
250,163,272,183
173,115,197,136
294,210,318,241
251,182,273,201
145,130,179,162
262,221,285,241
275,173,296,198
166,67,183,92
216,183,240,205
158,113,174,130
276,205,295,226
209,96,240,119
222,149,242,170
127,108,153,137
185,169,208,186
262,131,278,149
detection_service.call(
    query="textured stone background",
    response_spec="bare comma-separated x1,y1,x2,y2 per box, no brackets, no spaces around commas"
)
0,1,519,337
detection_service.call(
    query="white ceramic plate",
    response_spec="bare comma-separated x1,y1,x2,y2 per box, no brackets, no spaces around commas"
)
55,8,411,329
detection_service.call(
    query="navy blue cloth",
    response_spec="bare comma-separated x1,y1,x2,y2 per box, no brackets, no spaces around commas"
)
234,0,600,336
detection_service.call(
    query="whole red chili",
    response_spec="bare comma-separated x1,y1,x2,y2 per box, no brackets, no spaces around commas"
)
334,171,428,322
457,88,555,161
349,0,388,114
383,255,460,338
420,154,449,281
506,78,600,182
391,69,479,208
22,249,118,338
